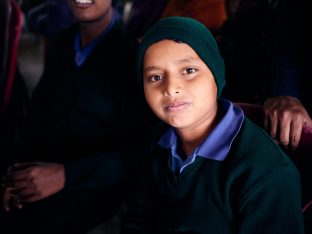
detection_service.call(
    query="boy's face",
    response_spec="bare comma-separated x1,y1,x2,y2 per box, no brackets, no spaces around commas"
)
143,39,218,131
67,0,112,23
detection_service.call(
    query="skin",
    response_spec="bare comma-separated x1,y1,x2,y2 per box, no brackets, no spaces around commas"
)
2,163,64,211
143,39,219,157
67,0,113,47
2,0,113,211
263,96,312,150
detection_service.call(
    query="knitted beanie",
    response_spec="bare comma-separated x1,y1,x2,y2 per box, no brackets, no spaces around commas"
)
137,16,225,97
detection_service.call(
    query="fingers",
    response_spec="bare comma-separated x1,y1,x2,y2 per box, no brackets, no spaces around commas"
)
278,117,291,148
269,111,278,140
11,162,42,171
2,188,23,212
5,163,41,185
265,109,303,150
264,108,278,140
2,167,37,206
3,189,11,212
2,172,32,200
263,100,278,139
3,185,40,209
3,175,29,188
2,181,38,210
9,186,42,203
11,186,36,199
1,162,63,211
289,115,305,150
3,173,37,198
10,194,23,209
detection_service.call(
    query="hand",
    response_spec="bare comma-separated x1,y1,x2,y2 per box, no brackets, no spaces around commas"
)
2,162,65,206
263,96,312,150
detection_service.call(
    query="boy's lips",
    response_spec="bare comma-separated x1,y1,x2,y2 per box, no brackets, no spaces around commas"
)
163,102,190,112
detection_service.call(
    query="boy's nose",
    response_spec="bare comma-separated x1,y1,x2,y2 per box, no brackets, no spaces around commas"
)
163,77,181,96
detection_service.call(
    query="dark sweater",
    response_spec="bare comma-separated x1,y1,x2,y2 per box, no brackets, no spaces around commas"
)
122,119,304,234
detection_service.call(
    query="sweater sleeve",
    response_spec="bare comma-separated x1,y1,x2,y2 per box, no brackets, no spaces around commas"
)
64,150,131,191
236,163,304,234
121,154,159,234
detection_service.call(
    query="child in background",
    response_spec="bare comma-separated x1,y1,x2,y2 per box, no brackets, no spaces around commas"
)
1,0,143,233
121,17,304,233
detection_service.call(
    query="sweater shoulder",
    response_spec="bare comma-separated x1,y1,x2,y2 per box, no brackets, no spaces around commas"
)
226,118,301,207
228,118,299,186
234,118,294,166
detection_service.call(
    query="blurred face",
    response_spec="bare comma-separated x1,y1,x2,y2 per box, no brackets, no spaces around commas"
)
143,40,218,131
67,0,112,23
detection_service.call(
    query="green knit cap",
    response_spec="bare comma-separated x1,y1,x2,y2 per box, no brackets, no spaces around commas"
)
137,16,225,97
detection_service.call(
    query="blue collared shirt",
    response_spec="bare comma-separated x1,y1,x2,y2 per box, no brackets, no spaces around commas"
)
158,99,244,174
74,10,118,67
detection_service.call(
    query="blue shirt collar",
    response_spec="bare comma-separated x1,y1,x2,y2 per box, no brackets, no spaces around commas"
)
158,99,244,173
74,10,117,67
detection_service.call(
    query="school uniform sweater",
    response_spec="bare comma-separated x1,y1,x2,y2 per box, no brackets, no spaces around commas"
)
122,118,304,234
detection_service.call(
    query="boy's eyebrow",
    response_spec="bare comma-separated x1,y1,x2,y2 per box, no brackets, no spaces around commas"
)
143,66,161,73
144,56,200,73
174,57,199,65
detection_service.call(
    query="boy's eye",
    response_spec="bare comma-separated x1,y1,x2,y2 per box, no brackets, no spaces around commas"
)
150,75,163,82
185,68,197,74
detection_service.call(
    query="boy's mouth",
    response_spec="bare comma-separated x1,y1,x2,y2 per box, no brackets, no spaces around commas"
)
73,0,94,5
163,102,190,112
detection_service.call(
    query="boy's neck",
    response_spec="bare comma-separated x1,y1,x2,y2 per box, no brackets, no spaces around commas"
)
177,106,222,157
78,8,113,48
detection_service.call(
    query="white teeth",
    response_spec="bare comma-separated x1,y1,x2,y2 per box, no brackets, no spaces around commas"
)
75,0,92,4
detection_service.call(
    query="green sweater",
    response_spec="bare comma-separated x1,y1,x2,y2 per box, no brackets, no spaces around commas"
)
122,119,304,233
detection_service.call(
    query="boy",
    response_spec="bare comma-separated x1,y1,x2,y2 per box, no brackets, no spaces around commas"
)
1,0,143,233
121,17,304,233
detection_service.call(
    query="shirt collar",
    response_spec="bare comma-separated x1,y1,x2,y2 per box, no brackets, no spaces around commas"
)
158,99,244,172
74,10,117,67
